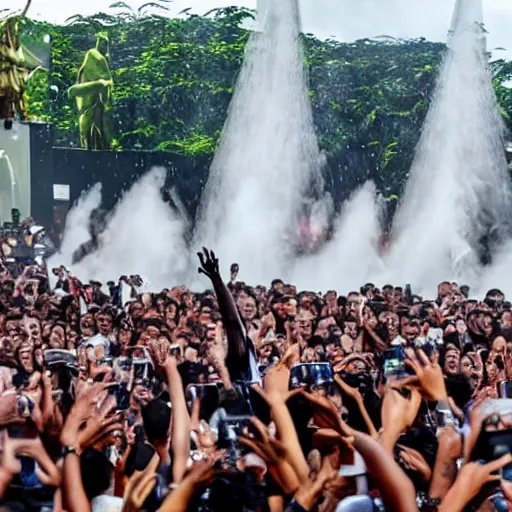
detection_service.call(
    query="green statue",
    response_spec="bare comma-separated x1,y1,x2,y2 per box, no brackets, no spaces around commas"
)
0,0,43,121
69,34,113,150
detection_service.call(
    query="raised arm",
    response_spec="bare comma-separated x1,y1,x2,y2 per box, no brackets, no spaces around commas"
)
352,431,419,512
148,339,190,484
197,248,248,363
166,357,190,484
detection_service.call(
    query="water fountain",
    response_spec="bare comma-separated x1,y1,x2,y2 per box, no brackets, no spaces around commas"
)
387,0,512,294
53,182,102,269
53,168,189,290
292,181,384,292
194,0,328,285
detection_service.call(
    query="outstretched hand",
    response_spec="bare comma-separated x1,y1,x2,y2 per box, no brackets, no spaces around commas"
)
60,381,120,454
239,416,300,494
197,248,220,280
399,349,448,402
122,453,159,512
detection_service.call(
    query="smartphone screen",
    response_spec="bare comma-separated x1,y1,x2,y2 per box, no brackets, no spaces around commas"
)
383,347,411,379
289,363,333,389
108,383,131,411
499,381,512,399
133,359,154,382
186,384,219,420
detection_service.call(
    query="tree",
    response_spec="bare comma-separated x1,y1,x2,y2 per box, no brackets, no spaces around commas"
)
20,9,512,206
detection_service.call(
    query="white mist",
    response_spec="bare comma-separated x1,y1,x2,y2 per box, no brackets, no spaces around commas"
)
55,168,188,290
387,0,512,294
194,0,328,285
293,181,383,292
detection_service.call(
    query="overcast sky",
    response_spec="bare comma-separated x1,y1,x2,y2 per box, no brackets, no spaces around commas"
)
11,0,512,57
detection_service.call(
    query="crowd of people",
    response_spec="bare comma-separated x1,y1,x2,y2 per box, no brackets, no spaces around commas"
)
0,245,512,512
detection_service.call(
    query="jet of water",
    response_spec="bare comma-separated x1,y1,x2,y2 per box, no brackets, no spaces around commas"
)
55,168,189,290
194,0,329,285
388,0,512,295
48,183,102,271
292,181,384,292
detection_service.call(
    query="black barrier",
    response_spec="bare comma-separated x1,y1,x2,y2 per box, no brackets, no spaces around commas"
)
24,122,212,241
52,147,211,219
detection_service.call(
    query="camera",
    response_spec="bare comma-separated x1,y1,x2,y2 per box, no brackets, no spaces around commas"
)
169,344,182,358
339,371,373,393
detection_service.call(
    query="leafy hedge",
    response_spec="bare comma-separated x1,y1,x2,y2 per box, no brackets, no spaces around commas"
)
22,6,512,203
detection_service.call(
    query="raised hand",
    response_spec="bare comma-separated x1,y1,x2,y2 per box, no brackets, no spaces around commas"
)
122,453,159,512
439,454,512,512
312,427,355,467
185,453,224,488
239,417,300,494
148,338,171,370
207,322,227,370
0,430,21,478
190,398,216,452
397,445,432,482
401,349,448,402
251,360,302,406
60,381,119,454
77,393,123,453
197,248,220,280
300,389,353,439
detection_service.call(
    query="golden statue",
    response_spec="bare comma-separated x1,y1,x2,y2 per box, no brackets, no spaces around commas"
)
0,0,43,122
68,34,113,150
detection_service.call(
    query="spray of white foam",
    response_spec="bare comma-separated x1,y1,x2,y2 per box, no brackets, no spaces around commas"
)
59,168,188,290
387,0,512,295
293,182,383,292
48,183,102,272
194,0,329,285
478,240,512,296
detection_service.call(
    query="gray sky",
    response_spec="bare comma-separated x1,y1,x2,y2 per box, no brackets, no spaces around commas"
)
11,0,512,57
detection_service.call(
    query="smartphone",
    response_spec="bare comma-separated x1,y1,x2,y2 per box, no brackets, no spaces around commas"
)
474,427,512,478
382,347,412,380
420,342,434,358
258,363,269,377
128,347,155,383
108,383,131,411
186,383,220,421
217,413,252,469
133,359,154,383
339,371,372,392
289,363,333,390
498,381,512,399
97,357,113,368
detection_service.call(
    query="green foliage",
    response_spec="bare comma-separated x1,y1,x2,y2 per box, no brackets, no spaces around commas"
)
22,8,512,202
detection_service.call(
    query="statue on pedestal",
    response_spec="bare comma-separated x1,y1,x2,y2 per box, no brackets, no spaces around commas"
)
0,0,43,124
68,34,113,151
